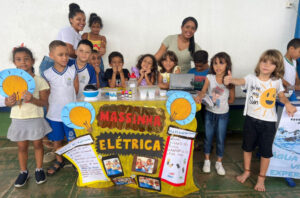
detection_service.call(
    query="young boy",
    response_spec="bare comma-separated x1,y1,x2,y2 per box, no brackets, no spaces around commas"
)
104,51,129,88
188,50,209,91
89,50,108,88
42,40,79,176
68,39,97,100
281,38,300,187
283,38,300,90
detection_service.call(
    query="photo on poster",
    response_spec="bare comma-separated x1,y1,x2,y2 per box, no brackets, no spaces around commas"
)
132,155,158,174
112,177,136,185
137,175,161,191
102,155,124,178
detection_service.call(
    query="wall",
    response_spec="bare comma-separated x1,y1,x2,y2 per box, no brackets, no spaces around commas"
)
0,0,298,96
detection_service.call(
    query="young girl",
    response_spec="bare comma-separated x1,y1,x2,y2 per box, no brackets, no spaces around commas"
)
195,52,235,176
6,47,51,187
224,49,297,192
131,54,158,86
158,51,181,89
82,13,106,56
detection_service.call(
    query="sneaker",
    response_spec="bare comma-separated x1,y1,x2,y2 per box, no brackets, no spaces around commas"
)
202,160,211,173
35,169,47,184
14,171,29,187
43,152,56,163
215,162,226,175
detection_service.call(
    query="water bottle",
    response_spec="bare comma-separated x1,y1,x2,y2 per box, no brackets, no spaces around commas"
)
127,73,137,95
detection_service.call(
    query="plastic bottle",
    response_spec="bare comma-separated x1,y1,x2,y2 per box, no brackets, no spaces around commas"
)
127,73,138,95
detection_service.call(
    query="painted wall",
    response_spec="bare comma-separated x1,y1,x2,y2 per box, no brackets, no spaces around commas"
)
0,0,298,96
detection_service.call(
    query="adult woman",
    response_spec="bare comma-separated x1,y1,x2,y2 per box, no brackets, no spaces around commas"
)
57,3,86,58
155,17,201,73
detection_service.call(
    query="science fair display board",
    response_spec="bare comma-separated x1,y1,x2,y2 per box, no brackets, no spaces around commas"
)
58,91,200,197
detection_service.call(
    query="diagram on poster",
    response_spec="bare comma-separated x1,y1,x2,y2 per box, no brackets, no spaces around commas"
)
64,144,109,184
159,135,193,186
267,107,300,179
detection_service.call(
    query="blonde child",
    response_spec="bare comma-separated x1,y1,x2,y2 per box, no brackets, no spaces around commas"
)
195,52,235,176
131,54,158,86
6,47,51,187
224,49,297,191
158,51,181,89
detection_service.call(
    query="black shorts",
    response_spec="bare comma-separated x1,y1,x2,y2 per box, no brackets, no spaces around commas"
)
242,115,276,158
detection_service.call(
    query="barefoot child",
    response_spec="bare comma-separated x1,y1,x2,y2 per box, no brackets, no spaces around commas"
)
224,49,297,191
6,46,51,187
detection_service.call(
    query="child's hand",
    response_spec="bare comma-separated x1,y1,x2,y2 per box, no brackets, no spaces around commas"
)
93,66,100,74
117,65,123,73
224,71,232,85
145,69,151,74
5,93,16,106
194,91,204,104
22,91,33,103
140,69,145,76
285,102,297,117
112,65,118,74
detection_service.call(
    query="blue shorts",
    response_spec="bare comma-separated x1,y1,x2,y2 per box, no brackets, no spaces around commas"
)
46,119,76,141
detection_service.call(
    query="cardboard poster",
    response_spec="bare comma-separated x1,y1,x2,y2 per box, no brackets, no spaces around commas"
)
267,107,300,178
159,135,193,186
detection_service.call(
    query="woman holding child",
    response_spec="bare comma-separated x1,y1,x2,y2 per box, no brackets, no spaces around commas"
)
155,17,201,73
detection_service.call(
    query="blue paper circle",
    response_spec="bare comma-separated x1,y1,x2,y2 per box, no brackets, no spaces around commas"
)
61,102,96,129
166,91,196,125
0,68,35,97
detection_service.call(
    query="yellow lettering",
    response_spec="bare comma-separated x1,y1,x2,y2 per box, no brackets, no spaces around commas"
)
145,140,152,150
123,139,131,149
116,139,122,149
153,140,161,151
132,139,138,149
99,140,106,150
107,139,115,149
140,139,144,150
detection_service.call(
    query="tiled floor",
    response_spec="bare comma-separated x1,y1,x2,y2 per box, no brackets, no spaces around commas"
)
0,133,300,198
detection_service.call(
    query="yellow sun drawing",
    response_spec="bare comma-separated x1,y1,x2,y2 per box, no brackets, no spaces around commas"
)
254,82,276,117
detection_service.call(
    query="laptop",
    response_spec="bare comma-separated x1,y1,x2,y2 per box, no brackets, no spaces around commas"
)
169,74,196,93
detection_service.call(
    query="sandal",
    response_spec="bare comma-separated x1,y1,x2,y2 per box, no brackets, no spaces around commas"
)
47,160,65,176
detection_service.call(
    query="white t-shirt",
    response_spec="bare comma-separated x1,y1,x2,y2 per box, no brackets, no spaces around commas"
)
0,95,5,107
42,66,77,121
205,74,230,114
283,57,297,86
242,74,284,122
57,26,81,50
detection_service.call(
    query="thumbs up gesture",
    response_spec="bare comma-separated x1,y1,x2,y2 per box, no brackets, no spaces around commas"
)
224,70,232,85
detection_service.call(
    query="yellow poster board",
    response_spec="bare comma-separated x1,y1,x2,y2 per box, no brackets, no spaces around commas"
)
73,99,199,197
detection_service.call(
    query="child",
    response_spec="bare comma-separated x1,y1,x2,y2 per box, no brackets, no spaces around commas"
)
280,38,300,187
131,54,158,86
283,38,300,90
188,50,209,91
224,49,297,191
195,52,235,176
42,40,79,176
82,13,106,56
68,39,96,100
158,51,181,89
89,50,108,88
104,51,130,88
6,46,51,187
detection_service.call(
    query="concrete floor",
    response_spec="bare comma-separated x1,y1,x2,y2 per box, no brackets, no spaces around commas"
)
0,133,300,198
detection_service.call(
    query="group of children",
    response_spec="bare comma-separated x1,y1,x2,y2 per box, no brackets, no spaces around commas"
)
2,3,300,192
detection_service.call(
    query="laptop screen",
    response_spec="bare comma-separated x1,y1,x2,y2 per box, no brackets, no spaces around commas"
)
169,74,194,90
